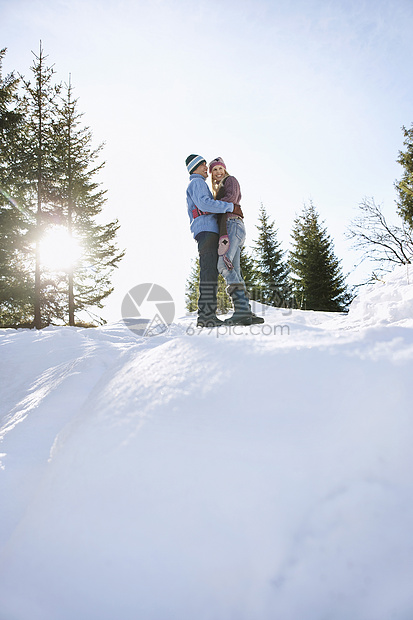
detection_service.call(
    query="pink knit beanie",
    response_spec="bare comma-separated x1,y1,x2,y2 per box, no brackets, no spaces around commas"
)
209,157,226,173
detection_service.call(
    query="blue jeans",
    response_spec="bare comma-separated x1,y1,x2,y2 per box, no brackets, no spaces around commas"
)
218,218,246,288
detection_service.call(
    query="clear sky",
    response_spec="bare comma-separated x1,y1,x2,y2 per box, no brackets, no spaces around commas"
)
2,0,413,321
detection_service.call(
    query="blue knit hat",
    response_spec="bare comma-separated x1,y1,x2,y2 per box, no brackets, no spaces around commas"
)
185,154,206,175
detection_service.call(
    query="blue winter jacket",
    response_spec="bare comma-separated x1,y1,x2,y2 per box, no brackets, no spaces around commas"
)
186,174,234,239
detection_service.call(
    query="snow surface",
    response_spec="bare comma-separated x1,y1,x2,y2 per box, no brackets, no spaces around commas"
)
1,265,413,620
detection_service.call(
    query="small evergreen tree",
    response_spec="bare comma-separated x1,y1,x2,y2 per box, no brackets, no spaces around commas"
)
185,257,231,314
252,203,289,306
289,202,351,311
396,124,413,229
185,258,199,313
217,274,232,314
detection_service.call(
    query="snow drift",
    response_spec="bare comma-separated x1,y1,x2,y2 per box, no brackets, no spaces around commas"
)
1,265,413,620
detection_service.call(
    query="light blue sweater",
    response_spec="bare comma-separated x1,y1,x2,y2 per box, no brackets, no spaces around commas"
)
186,174,234,239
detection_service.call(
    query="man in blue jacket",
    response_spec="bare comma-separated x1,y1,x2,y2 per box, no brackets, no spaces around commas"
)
186,154,234,327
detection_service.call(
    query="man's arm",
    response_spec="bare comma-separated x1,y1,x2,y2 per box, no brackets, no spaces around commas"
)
188,179,234,214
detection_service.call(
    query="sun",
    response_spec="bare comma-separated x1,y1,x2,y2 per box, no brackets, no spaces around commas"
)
39,226,82,272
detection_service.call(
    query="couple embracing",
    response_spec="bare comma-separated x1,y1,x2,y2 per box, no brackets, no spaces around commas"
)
185,154,264,328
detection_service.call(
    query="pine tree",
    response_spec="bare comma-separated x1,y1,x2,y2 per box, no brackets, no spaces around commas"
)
396,124,413,229
1,46,124,327
239,246,260,293
289,202,351,311
217,274,231,314
18,43,63,328
0,204,34,326
185,257,231,314
53,76,124,325
0,48,21,135
185,258,199,313
0,48,34,326
252,203,289,306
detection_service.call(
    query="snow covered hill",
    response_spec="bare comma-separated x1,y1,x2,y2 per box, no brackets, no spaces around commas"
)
1,266,413,620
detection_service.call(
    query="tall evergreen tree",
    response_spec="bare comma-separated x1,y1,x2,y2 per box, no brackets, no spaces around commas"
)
53,76,124,325
252,203,289,306
239,246,260,293
18,43,62,328
0,48,21,135
0,48,34,326
396,124,413,229
289,202,351,311
0,45,124,327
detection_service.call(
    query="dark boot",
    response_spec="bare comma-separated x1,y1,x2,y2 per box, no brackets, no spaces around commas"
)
224,284,253,325
197,315,224,328
250,312,265,324
244,288,264,323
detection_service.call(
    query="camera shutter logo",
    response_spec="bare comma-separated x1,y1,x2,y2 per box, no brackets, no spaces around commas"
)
121,283,175,336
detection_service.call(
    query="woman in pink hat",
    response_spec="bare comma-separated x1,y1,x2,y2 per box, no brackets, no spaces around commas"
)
209,157,264,325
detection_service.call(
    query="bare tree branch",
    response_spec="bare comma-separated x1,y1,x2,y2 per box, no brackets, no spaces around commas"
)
346,198,413,270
